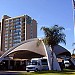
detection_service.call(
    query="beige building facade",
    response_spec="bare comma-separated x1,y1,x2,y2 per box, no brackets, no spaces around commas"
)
1,15,37,51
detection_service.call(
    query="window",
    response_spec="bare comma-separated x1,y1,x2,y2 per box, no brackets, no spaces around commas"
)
14,25,16,28
5,43,8,46
26,16,32,24
18,32,21,35
15,22,20,25
13,36,21,39
13,40,20,43
20,18,22,21
5,41,8,43
5,33,8,36
16,25,21,28
9,43,12,46
31,33,33,38
13,44,16,46
5,28,8,30
16,28,21,31
5,38,8,41
16,18,20,21
41,59,48,65
9,20,13,22
5,48,7,51
9,34,12,36
5,20,8,24
5,24,9,26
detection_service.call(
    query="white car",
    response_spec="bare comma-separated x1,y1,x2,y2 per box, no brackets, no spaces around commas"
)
64,60,70,68
26,57,49,72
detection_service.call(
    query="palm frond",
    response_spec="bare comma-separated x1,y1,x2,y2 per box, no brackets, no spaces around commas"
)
72,43,75,46
40,25,66,47
36,39,42,47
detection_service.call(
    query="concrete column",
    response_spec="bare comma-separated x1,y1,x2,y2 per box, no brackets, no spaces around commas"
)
20,60,22,65
8,60,10,69
14,60,16,66
42,41,61,71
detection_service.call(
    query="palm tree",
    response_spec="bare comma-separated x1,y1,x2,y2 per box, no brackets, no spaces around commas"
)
38,25,66,70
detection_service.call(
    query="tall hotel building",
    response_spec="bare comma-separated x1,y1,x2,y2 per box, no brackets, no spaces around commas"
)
1,15,37,51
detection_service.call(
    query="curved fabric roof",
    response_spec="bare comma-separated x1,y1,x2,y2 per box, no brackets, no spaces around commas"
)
0,38,71,59
53,45,71,57
2,38,46,59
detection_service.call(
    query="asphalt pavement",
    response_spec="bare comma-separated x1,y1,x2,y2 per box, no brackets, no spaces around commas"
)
0,71,26,75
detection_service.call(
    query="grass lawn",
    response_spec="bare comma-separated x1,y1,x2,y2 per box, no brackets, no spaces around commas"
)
19,69,75,75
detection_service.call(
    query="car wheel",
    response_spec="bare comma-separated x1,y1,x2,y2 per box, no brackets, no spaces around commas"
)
35,68,38,72
27,70,29,72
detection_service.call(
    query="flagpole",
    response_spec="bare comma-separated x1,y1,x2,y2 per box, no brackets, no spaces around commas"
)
72,0,75,53
72,0,75,42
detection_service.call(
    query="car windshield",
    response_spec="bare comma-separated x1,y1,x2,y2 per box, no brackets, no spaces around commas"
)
29,61,37,65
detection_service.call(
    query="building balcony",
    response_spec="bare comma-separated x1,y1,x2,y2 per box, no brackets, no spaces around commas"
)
21,30,25,33
21,25,25,29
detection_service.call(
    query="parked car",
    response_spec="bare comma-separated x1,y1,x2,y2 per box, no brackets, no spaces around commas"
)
64,60,70,68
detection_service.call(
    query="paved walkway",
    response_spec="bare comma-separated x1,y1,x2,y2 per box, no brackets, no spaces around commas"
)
0,71,26,75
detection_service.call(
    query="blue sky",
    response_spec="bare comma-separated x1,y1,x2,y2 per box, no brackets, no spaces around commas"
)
0,0,74,53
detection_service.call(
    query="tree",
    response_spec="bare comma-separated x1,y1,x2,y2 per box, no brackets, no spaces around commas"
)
38,25,66,70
